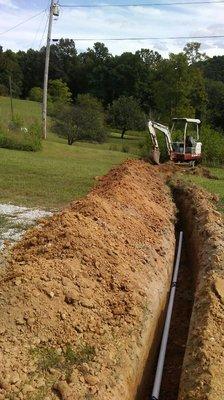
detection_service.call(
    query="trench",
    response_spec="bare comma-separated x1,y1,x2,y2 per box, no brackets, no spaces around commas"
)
137,176,224,400
138,221,196,400
158,240,195,400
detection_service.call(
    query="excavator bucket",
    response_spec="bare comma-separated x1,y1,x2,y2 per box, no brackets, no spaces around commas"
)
150,148,160,165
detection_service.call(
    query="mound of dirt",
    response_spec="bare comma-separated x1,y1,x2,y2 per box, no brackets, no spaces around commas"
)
173,183,224,400
0,160,176,400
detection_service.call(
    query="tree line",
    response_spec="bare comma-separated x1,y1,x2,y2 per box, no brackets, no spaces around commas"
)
0,40,224,131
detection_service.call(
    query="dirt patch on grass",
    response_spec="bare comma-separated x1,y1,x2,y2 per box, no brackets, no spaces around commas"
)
0,160,176,400
172,183,224,400
185,166,219,180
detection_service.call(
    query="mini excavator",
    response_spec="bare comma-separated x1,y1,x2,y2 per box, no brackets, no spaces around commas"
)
148,118,202,166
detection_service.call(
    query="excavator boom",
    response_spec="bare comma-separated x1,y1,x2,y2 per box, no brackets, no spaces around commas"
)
148,121,173,164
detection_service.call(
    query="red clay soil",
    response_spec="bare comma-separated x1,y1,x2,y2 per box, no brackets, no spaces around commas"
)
173,183,224,400
0,160,176,400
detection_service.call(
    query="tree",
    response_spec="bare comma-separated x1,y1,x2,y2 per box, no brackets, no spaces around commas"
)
135,48,162,68
199,55,224,83
189,67,207,120
48,39,78,85
152,53,194,121
77,43,113,103
85,42,111,63
76,93,104,113
183,42,208,65
48,79,72,103
17,49,43,98
52,103,78,145
29,87,43,102
205,79,224,129
52,94,107,145
1,38,224,135
0,49,23,97
0,84,8,96
74,94,107,143
109,96,146,138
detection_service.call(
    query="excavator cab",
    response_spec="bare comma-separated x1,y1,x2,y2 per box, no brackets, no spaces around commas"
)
148,118,202,165
170,118,202,164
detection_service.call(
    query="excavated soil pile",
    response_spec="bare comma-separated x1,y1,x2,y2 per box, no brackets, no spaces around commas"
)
0,160,176,400
173,183,224,400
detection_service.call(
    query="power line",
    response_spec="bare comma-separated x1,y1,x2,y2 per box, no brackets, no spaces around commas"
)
59,0,224,7
38,12,49,49
29,10,48,49
57,34,224,41
0,9,46,36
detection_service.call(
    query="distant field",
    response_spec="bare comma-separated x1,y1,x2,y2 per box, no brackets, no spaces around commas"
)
0,97,142,208
0,138,136,208
0,96,145,154
0,96,42,124
1,97,222,212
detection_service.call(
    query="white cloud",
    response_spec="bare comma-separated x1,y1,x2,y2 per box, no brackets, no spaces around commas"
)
0,3,223,56
0,0,17,8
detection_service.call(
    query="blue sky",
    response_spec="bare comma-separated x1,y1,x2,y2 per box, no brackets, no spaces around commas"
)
0,0,224,56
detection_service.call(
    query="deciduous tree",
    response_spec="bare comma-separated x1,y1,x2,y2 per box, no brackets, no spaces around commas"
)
109,96,146,138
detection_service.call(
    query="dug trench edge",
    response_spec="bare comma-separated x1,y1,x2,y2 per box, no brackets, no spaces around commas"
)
172,183,224,400
136,182,224,400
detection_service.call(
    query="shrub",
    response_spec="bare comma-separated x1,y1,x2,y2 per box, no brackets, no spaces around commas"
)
0,120,42,152
8,113,24,131
48,79,72,104
29,87,43,102
0,84,8,96
200,125,224,165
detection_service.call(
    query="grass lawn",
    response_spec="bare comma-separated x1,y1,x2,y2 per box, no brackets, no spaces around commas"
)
184,167,224,212
0,97,143,209
0,96,42,124
0,138,136,209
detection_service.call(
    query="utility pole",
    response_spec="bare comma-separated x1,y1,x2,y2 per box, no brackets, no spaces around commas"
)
9,75,14,121
42,1,59,139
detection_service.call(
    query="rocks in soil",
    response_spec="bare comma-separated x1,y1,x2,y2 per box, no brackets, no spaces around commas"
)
0,160,176,400
54,381,73,400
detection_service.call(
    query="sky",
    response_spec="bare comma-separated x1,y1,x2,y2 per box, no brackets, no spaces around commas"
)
0,0,224,57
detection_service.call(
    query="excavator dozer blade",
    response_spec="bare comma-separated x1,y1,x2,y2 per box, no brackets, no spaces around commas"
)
150,148,160,165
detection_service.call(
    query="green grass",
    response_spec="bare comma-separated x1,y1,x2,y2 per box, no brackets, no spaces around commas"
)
0,138,135,208
76,132,144,154
184,167,224,211
0,97,143,209
31,343,95,375
0,96,41,124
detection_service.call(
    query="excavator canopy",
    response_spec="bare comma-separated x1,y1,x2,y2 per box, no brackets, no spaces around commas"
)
172,118,201,124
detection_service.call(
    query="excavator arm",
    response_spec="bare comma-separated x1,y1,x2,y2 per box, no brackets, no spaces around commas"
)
148,121,173,164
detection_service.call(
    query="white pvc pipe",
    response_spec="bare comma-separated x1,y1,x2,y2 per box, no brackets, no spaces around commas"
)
151,231,183,400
